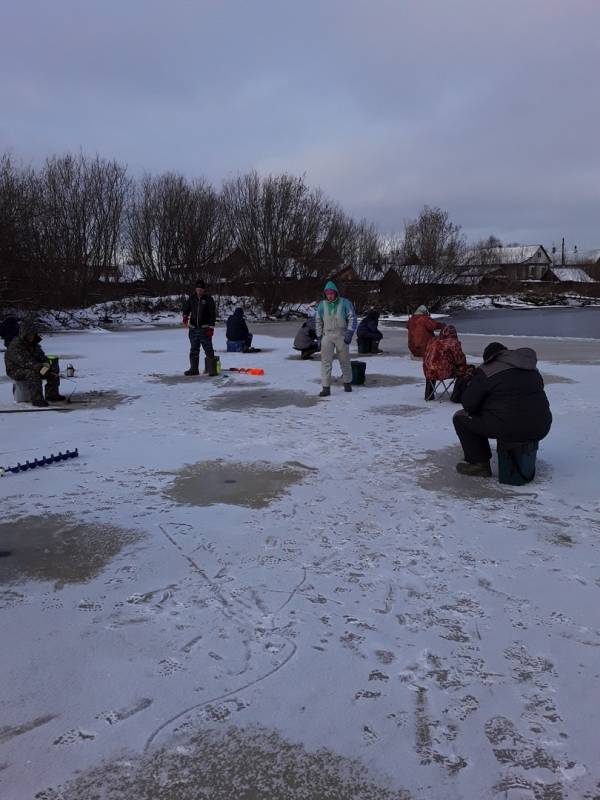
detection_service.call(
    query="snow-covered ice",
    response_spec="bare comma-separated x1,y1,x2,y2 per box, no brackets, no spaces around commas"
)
1,323,599,799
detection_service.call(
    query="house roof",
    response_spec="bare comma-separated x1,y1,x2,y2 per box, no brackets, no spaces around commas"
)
547,267,596,283
465,245,551,265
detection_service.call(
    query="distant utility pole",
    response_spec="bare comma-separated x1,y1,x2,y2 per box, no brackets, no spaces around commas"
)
561,237,565,266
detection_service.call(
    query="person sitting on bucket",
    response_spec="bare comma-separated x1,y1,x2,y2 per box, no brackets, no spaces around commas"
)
356,309,383,354
453,342,552,477
4,320,65,407
293,316,320,360
182,279,216,375
406,305,443,358
226,307,257,352
422,324,467,400
315,280,357,396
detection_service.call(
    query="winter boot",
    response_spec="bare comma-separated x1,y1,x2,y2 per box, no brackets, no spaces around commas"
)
205,356,219,377
32,397,49,408
319,386,331,397
46,392,66,402
456,461,492,477
344,383,352,392
46,381,66,402
184,355,200,376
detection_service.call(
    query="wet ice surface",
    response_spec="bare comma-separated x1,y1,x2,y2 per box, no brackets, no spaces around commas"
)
35,725,408,800
0,514,142,588
204,387,319,411
162,460,309,508
1,325,599,800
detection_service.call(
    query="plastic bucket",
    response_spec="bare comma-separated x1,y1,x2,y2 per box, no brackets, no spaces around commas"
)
351,360,367,386
497,441,538,485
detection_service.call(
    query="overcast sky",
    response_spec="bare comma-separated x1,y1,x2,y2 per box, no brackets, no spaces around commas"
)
2,0,599,248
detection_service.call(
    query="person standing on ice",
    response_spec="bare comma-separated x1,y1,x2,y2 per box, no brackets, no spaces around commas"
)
182,279,216,376
315,280,357,396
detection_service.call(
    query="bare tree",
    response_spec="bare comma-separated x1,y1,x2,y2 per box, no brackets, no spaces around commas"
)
127,173,229,290
30,154,130,304
401,205,467,280
222,171,322,314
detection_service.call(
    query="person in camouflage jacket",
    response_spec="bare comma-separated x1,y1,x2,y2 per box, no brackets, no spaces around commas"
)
4,320,64,406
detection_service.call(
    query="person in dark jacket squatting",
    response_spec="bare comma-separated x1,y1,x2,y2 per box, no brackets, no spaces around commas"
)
4,320,65,407
293,317,320,359
226,308,258,352
453,342,552,476
182,279,216,375
356,310,383,354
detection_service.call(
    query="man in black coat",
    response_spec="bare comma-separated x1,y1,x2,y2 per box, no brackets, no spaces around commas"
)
182,279,217,375
453,342,552,476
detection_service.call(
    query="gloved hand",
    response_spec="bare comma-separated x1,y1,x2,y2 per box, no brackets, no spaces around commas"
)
203,326,215,338
182,316,189,327
343,331,353,345
40,364,51,376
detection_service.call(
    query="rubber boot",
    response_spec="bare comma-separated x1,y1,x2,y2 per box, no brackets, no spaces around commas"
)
319,386,330,397
184,355,200,376
46,380,65,402
344,383,352,392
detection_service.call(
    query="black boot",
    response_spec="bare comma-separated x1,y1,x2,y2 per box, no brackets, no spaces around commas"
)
344,383,352,392
319,386,330,397
456,461,492,477
184,355,200,376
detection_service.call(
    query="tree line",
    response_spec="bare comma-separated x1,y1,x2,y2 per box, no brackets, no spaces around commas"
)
1,150,488,312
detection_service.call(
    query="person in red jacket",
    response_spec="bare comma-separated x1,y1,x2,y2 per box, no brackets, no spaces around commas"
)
406,306,444,358
423,325,467,400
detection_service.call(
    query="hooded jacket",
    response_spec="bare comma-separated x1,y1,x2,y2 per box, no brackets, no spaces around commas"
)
461,348,552,442
357,310,383,342
293,318,318,350
4,321,49,378
315,281,357,338
423,325,466,381
226,308,251,341
407,308,444,357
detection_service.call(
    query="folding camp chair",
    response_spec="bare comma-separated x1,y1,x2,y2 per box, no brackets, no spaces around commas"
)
425,376,456,401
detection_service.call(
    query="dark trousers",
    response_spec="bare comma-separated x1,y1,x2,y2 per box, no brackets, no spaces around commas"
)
453,410,494,463
10,368,61,402
189,327,214,359
300,345,319,360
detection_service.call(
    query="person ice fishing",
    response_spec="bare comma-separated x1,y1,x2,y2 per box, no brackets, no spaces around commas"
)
406,305,444,358
293,316,320,360
356,309,383,354
4,320,65,407
182,279,217,375
453,342,552,476
315,280,357,396
422,324,467,400
226,307,258,352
